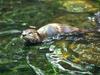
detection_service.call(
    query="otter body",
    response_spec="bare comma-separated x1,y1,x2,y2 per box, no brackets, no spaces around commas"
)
21,23,83,44
37,23,80,38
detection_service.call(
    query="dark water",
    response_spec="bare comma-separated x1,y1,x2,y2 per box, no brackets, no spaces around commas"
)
0,0,100,75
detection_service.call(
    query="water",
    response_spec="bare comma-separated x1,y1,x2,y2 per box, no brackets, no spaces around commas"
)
0,0,100,75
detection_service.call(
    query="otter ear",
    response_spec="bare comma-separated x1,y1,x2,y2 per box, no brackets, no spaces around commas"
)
29,26,37,29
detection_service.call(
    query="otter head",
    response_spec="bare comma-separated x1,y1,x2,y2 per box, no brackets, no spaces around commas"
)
21,28,42,45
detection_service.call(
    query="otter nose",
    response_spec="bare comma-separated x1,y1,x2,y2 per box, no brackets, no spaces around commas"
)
22,34,26,37
20,33,26,39
22,31,27,36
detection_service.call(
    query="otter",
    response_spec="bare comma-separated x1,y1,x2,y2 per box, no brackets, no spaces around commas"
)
21,23,87,44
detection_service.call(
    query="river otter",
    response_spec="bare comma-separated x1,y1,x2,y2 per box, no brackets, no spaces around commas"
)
21,23,86,44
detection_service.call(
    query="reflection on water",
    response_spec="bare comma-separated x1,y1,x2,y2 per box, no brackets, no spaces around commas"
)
0,0,100,75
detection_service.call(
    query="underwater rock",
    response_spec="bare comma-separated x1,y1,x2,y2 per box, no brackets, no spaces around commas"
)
71,42,100,66
79,47,100,66
59,0,98,12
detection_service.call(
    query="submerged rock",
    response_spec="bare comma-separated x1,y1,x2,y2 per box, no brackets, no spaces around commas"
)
59,0,98,12
79,45,100,66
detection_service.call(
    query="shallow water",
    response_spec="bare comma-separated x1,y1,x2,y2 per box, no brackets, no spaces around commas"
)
0,0,100,75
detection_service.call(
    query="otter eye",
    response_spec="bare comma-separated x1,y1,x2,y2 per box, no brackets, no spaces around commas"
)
28,32,32,34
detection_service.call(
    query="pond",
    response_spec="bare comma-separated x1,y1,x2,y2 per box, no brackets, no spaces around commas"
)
0,0,100,75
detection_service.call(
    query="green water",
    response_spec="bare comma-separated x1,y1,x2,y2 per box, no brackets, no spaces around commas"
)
0,0,100,75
